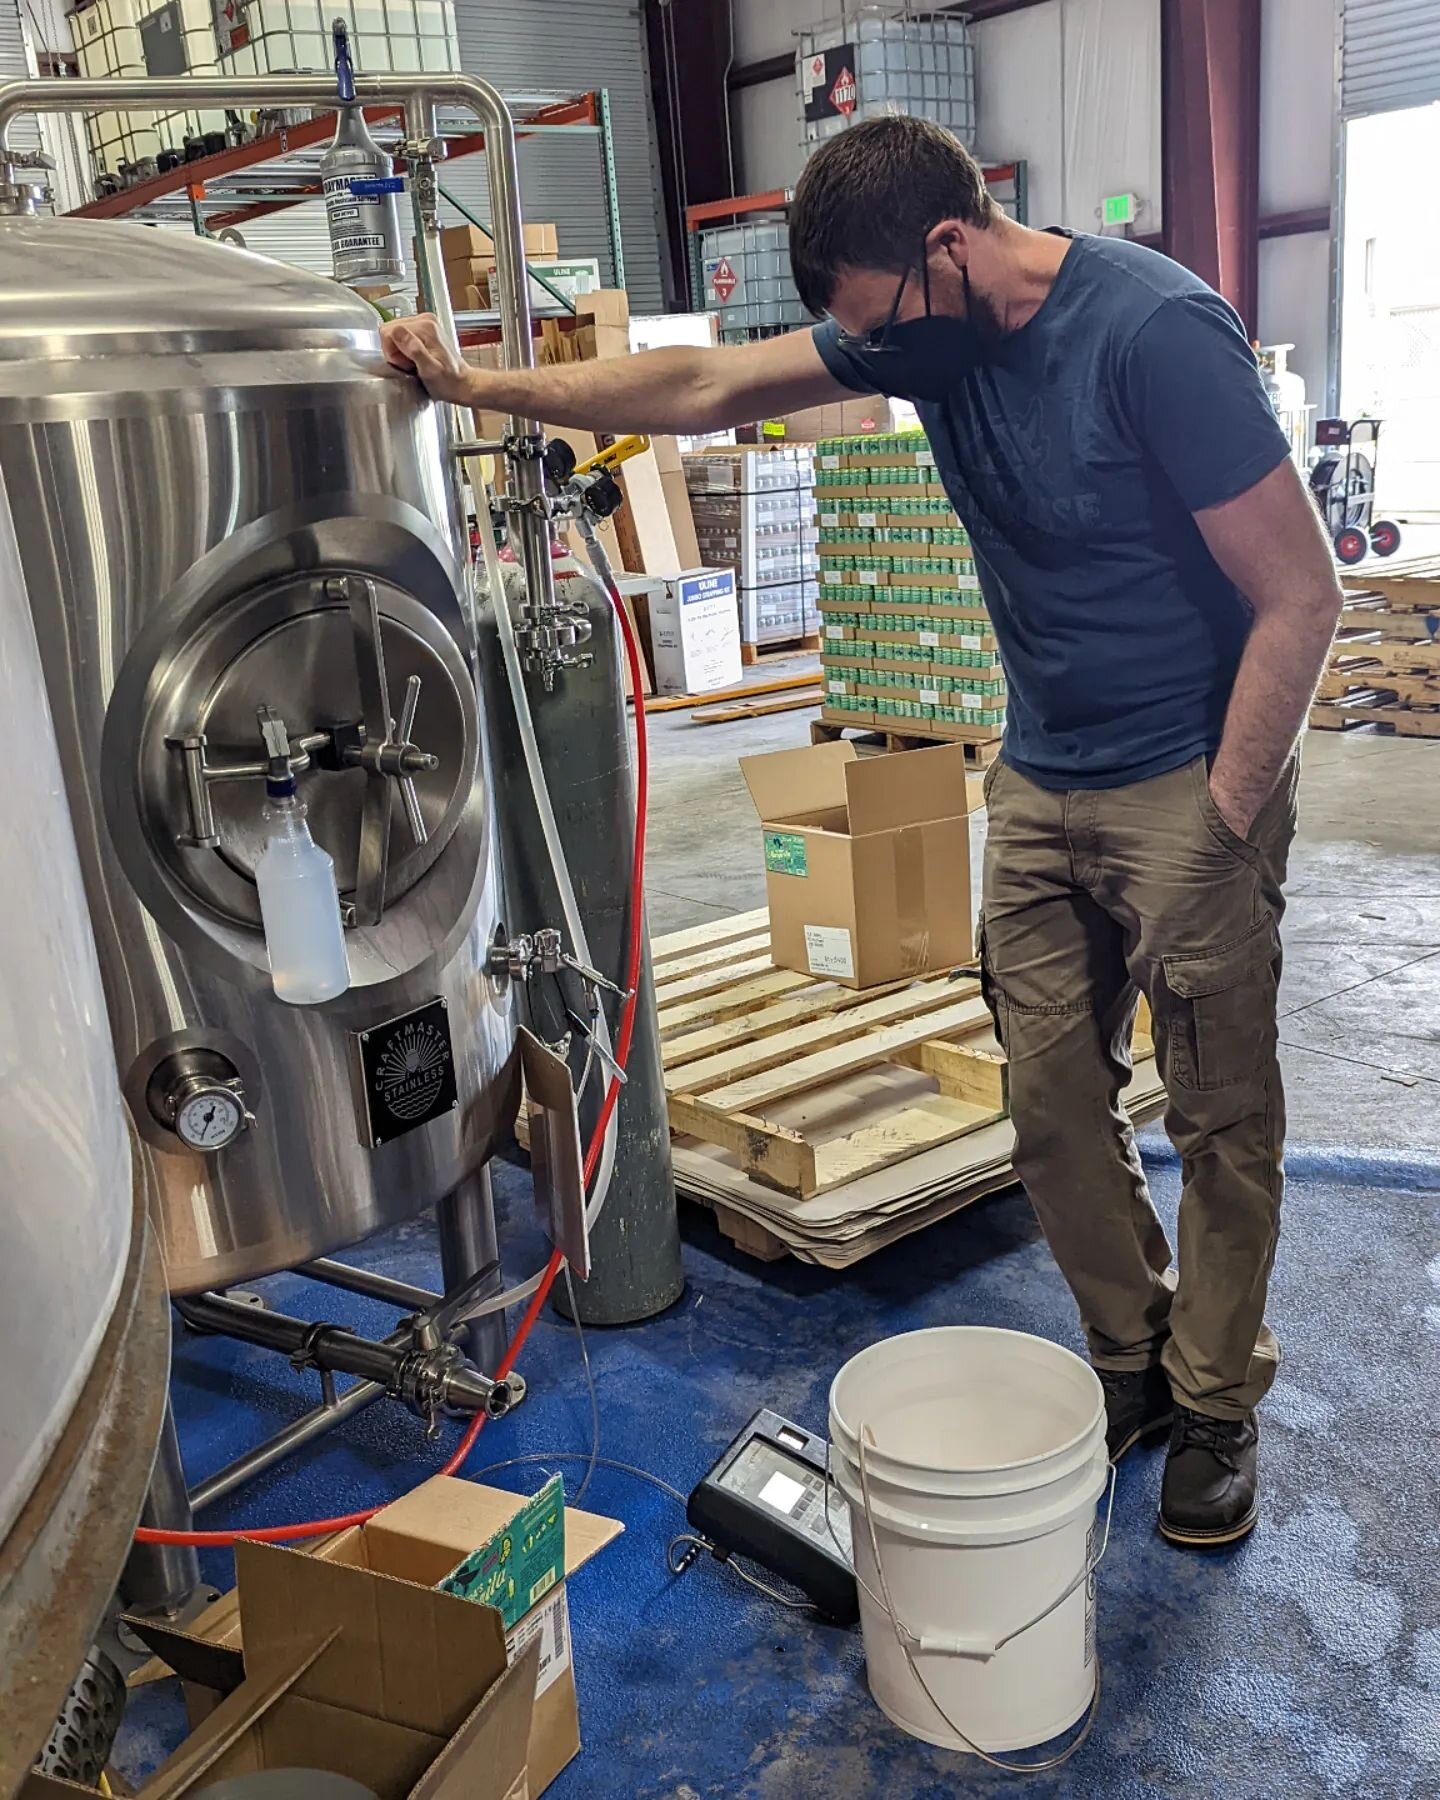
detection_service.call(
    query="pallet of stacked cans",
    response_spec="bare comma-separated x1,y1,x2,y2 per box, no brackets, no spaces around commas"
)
683,445,821,660
814,432,1005,744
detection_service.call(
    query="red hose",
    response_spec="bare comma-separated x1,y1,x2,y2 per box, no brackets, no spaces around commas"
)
134,577,651,1549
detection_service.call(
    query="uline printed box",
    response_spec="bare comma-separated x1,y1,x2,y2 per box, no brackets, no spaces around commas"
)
646,567,742,696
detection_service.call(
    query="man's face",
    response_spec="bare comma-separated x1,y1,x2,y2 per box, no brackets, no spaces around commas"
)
825,232,973,337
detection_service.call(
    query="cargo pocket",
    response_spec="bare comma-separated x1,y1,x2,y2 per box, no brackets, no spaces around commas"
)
1160,915,1281,1092
976,918,1007,1053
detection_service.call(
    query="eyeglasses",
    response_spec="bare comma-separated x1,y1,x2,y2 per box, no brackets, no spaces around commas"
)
833,260,915,358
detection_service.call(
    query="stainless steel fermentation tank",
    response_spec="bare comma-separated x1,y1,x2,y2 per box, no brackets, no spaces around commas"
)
0,218,517,1295
0,467,168,1794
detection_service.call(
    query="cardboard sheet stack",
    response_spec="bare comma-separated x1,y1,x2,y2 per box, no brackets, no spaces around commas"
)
816,431,1006,744
683,445,820,651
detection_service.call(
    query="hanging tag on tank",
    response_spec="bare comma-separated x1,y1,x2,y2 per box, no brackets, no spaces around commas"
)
321,17,405,287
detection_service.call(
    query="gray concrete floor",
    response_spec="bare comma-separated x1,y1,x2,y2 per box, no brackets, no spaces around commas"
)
643,666,1440,1155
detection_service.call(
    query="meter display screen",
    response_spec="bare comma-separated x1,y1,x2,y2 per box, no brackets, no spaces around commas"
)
718,1436,852,1561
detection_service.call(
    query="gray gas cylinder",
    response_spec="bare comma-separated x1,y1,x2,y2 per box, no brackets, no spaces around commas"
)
478,548,684,1324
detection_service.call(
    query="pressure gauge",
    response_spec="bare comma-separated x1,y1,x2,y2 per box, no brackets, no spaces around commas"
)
173,1080,248,1152
146,1052,254,1155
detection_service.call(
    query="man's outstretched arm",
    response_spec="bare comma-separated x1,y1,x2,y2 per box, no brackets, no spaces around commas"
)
380,314,861,436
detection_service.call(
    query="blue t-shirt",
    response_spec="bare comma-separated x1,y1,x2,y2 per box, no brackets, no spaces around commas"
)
814,232,1290,789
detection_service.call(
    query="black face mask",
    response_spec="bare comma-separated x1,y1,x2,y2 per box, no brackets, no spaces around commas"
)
834,250,993,404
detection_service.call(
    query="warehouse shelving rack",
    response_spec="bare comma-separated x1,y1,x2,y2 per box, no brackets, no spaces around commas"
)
64,85,624,346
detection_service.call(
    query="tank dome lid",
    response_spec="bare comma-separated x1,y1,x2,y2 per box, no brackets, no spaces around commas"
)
0,217,380,359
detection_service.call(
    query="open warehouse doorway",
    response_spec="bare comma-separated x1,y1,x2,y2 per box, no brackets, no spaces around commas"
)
1340,101,1440,524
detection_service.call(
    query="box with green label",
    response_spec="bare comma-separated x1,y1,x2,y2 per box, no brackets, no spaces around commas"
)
740,740,974,989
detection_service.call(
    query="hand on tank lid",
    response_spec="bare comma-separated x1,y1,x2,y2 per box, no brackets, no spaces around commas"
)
381,315,472,406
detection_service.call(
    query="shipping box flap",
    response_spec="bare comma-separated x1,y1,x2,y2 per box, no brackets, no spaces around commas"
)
362,1476,623,1590
235,1539,508,1741
140,1629,339,1798
844,741,974,836
741,740,857,828
410,1640,538,1800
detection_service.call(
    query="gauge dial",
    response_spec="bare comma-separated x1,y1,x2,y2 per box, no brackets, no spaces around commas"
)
174,1084,246,1152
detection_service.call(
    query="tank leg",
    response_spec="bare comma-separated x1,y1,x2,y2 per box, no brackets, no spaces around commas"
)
118,1401,200,1620
437,1166,507,1375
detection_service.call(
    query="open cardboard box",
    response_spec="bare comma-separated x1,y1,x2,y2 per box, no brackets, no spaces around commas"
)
741,740,975,989
24,1536,539,1800
81,1479,621,1800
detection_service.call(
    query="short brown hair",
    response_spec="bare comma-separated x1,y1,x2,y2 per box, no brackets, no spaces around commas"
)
789,115,998,316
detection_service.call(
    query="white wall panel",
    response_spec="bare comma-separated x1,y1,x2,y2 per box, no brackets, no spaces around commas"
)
974,3,1063,223
731,0,809,69
974,0,1160,232
1258,233,1331,409
1260,0,1335,214
733,79,804,194
1061,0,1161,233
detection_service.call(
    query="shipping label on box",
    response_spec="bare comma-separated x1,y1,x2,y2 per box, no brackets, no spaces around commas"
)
508,1585,572,1701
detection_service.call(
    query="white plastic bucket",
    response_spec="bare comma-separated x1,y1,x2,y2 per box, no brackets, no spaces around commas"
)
828,1326,1111,1756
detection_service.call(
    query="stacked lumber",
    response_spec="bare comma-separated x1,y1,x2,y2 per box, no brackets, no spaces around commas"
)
653,909,1163,1268
1311,559,1440,737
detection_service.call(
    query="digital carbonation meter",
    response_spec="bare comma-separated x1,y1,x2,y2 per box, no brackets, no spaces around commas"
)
686,1408,859,1624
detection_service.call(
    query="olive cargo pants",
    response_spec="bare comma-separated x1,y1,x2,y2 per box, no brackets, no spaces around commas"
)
979,753,1298,1419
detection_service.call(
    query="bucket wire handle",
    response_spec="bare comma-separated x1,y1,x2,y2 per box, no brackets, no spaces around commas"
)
824,1428,1107,1776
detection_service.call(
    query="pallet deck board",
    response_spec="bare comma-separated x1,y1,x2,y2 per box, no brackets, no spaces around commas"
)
657,967,815,1036
653,931,773,985
701,994,994,1114
665,976,980,1094
651,907,770,964
660,975,916,1068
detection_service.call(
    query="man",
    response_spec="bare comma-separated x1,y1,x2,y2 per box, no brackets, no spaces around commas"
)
383,116,1343,1548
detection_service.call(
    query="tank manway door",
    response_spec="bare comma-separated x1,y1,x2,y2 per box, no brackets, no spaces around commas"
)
125,570,479,937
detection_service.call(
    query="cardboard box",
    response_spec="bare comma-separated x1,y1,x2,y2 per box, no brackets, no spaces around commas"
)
26,1537,540,1799
740,740,974,988
103,1478,621,1800
575,288,630,328
574,320,631,361
647,568,742,695
764,397,897,441
440,220,559,263
652,436,701,568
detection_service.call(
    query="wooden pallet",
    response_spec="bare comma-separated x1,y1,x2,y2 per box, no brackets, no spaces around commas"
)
1316,666,1440,707
1339,557,1440,613
810,715,1002,765
652,911,1152,1228
741,633,822,666
642,669,818,715
690,688,823,725
1309,699,1440,736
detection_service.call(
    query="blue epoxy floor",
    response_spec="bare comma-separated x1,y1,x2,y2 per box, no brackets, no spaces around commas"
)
117,1135,1440,1800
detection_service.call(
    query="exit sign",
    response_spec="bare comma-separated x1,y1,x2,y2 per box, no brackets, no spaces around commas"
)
1103,192,1138,227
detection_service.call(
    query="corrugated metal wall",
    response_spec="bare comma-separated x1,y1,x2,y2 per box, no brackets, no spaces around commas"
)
1342,0,1440,117
0,0,39,155
242,0,665,311
446,0,663,311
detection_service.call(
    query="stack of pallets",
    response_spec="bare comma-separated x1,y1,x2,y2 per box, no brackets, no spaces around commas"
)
1311,559,1440,738
652,908,1163,1267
